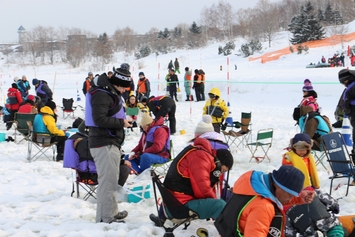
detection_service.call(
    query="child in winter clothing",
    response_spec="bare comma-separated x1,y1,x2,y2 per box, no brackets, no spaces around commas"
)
202,88,228,133
282,133,320,189
137,96,151,115
125,93,139,129
300,79,319,112
282,133,344,237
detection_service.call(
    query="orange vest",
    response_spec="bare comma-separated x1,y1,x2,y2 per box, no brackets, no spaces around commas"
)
138,78,148,93
85,80,91,93
186,73,191,81
195,74,201,84
200,74,205,84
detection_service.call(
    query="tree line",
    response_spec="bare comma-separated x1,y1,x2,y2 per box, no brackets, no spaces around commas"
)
3,0,355,68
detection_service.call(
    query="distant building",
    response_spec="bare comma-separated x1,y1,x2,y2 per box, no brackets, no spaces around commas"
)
17,25,26,44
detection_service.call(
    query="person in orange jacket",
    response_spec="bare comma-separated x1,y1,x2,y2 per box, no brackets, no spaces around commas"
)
215,165,315,237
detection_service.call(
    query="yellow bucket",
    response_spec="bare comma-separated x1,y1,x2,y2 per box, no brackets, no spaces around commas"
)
180,130,186,135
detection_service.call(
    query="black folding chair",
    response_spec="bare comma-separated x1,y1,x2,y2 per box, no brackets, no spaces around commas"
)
151,170,199,237
62,98,77,119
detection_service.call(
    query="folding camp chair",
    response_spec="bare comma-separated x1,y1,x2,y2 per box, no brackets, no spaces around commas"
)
27,121,57,162
222,112,252,149
13,113,36,144
321,132,355,196
311,143,328,171
151,170,199,237
62,98,77,119
126,107,139,134
151,140,174,176
63,138,98,201
247,128,273,163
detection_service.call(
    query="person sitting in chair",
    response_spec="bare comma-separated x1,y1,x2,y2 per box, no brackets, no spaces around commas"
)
149,137,233,227
65,121,130,186
33,101,68,161
298,105,331,150
126,113,170,174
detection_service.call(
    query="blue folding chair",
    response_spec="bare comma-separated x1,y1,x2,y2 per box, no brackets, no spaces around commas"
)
322,132,355,196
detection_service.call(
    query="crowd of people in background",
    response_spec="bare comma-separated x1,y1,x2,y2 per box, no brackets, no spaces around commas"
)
2,59,355,237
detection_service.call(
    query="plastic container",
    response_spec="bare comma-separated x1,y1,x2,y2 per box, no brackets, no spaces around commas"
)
126,183,151,203
0,133,6,142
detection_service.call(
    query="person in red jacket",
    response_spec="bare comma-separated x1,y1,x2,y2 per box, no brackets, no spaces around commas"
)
149,137,233,227
6,83,23,130
126,113,170,173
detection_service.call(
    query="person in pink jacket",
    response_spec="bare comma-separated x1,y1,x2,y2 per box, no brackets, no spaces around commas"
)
300,79,319,112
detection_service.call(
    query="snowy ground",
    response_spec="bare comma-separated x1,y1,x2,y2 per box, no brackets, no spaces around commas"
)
1,22,355,237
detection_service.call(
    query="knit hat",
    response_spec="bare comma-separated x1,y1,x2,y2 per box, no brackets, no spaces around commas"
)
194,69,199,74
140,96,148,103
111,63,131,87
272,166,305,196
185,67,189,71
27,94,35,102
88,72,93,76
139,72,145,77
326,225,344,237
11,83,18,89
302,79,313,92
291,133,313,151
45,100,57,112
216,149,234,170
139,113,153,126
13,76,19,82
195,115,214,136
32,78,39,86
339,69,355,84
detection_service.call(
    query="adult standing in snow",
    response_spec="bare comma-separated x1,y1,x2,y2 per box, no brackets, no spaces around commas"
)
85,63,132,223
32,78,53,106
17,75,31,98
168,60,174,71
136,72,150,102
215,165,315,237
338,69,355,155
174,58,180,74
167,69,179,102
192,69,202,102
184,67,192,101
82,72,94,95
199,69,206,101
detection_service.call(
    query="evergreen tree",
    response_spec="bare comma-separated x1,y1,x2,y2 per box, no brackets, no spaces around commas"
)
324,3,334,24
333,10,343,25
317,9,324,23
189,21,201,34
288,2,325,45
173,27,182,39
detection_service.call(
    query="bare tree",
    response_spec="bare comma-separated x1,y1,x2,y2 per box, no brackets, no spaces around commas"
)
254,0,281,47
328,24,349,49
112,27,137,54
66,34,87,68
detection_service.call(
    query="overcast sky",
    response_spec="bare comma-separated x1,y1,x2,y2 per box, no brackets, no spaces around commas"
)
0,0,279,43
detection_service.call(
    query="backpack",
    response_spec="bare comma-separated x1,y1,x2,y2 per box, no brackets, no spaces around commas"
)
7,91,18,105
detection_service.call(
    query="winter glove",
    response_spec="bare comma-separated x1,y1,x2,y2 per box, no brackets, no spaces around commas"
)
331,203,340,214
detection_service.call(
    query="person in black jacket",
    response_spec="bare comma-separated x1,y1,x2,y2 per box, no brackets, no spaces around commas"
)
167,69,179,102
85,63,132,224
32,78,53,106
147,95,176,135
339,69,355,154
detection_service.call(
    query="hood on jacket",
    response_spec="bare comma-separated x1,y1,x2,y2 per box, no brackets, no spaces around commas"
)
39,106,54,116
234,170,282,209
193,137,213,154
300,105,313,117
91,73,118,95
